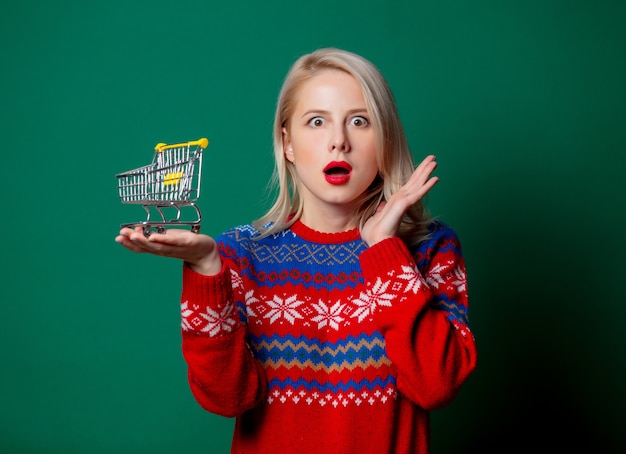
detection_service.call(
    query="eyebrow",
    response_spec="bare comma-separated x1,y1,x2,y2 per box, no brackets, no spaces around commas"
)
300,108,368,119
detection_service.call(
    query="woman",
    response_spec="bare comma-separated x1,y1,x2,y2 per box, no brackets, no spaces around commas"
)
116,47,477,453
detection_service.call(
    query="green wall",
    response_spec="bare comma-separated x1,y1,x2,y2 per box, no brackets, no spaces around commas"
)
2,1,625,452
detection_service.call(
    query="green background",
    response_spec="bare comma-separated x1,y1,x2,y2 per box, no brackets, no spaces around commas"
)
2,0,625,452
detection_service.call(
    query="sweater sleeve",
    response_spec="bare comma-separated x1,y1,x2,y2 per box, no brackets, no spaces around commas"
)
359,226,477,410
179,261,267,417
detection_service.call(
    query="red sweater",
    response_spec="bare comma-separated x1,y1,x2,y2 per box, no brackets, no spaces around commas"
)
180,220,477,453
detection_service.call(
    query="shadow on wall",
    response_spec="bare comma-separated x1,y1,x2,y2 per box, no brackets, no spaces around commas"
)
442,163,623,453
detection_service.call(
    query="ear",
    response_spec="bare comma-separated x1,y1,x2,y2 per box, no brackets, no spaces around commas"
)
282,127,295,163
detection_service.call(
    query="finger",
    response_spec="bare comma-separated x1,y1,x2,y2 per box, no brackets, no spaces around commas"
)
418,176,439,197
411,156,437,182
402,159,438,195
388,172,439,213
416,154,436,170
115,235,151,254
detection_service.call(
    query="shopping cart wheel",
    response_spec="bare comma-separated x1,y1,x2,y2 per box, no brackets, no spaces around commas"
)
157,226,166,234
191,225,201,233
143,226,152,237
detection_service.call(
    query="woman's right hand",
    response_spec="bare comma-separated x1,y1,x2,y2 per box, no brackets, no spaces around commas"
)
361,154,439,247
115,227,222,276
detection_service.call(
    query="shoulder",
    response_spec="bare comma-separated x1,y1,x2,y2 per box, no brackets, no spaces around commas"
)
214,224,261,260
215,224,263,249
413,220,464,265
217,223,293,245
218,224,261,241
427,220,461,246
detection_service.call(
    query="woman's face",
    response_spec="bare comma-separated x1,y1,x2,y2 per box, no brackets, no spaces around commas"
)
283,69,379,219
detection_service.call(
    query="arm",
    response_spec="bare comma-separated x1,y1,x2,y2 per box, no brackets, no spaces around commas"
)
180,261,267,417
359,226,477,410
116,226,267,416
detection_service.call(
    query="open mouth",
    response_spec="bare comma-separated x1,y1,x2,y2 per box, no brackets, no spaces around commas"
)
324,167,350,176
323,161,352,175
323,161,352,185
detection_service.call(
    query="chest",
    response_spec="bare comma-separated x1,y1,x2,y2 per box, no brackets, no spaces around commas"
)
236,239,377,337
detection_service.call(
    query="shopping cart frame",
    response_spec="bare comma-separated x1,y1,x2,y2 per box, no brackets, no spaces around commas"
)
116,138,208,236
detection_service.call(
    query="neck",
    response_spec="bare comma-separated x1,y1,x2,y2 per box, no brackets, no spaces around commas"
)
299,210,356,233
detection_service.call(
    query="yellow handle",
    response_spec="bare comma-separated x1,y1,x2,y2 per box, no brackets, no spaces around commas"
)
155,137,209,152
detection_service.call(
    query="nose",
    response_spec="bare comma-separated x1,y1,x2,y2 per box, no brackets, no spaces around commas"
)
329,126,350,152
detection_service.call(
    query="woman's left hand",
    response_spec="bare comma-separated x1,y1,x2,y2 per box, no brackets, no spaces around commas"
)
361,155,439,246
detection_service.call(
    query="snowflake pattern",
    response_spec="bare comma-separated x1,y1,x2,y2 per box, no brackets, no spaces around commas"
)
368,277,396,309
396,264,423,293
180,300,195,331
350,291,375,323
353,277,398,322
311,300,346,330
425,262,448,289
183,263,465,335
350,276,397,323
244,289,260,318
451,265,467,293
264,294,305,324
425,260,467,295
229,268,244,290
181,299,237,337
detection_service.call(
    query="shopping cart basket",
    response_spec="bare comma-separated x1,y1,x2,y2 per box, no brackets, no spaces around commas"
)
116,138,208,236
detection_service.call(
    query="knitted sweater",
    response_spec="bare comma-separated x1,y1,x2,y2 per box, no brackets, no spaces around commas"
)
180,219,477,454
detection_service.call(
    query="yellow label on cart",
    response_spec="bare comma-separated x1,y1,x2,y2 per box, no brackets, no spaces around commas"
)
163,171,183,186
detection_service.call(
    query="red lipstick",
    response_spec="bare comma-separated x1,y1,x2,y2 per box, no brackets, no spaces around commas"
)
323,161,352,185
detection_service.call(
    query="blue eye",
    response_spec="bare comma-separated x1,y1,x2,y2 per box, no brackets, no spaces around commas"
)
350,116,369,127
308,117,326,127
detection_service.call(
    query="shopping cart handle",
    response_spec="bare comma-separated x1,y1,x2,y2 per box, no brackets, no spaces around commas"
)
155,138,209,152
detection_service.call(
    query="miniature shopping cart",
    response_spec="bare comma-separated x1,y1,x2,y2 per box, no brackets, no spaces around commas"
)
116,138,208,236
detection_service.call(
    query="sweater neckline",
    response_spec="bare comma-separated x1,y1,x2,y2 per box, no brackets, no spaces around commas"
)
290,219,361,244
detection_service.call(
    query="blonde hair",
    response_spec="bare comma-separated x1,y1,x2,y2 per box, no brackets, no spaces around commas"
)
253,47,433,246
